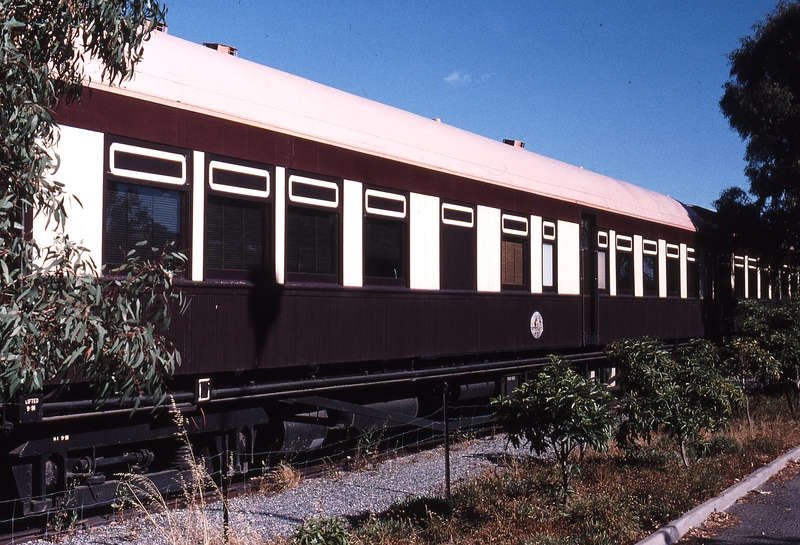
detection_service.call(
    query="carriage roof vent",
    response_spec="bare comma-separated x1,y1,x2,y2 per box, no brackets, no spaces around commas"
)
203,43,238,57
503,139,525,149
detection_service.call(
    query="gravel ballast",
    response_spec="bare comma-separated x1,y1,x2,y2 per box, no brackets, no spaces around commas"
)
29,435,531,544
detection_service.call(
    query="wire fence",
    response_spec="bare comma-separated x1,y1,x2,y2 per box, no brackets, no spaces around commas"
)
0,399,499,541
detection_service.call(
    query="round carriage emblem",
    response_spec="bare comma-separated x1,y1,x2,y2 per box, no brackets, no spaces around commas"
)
530,311,544,339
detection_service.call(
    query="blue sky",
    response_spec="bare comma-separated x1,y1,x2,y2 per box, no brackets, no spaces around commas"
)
161,1,778,209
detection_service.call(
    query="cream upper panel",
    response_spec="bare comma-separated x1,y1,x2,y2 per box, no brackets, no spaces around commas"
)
80,32,696,233
35,125,104,267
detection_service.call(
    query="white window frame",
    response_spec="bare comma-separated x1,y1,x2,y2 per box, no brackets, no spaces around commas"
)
502,214,529,237
208,160,270,198
616,234,633,252
109,142,186,185
288,175,339,208
365,189,407,218
543,221,557,241
441,203,474,227
666,243,680,259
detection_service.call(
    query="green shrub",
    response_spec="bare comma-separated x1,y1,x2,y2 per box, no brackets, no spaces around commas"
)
608,338,744,466
292,517,350,545
493,356,615,503
734,297,800,416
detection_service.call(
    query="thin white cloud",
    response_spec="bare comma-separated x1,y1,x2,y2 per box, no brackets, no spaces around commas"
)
445,71,494,86
444,71,472,85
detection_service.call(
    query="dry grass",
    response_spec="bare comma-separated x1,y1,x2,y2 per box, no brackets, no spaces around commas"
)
352,394,800,545
260,462,302,494
115,407,287,545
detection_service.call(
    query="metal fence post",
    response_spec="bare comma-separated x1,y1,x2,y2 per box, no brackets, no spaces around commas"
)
443,381,451,498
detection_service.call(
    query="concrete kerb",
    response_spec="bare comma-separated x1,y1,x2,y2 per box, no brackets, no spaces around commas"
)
635,444,800,545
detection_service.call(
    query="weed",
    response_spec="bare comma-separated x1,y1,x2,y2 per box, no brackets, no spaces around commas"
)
522,535,579,545
382,496,454,528
114,403,261,545
45,506,79,539
352,517,418,543
745,434,783,456
695,434,743,457
347,430,385,471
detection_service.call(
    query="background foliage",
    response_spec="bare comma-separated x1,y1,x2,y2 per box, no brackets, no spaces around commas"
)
733,297,800,415
717,0,800,270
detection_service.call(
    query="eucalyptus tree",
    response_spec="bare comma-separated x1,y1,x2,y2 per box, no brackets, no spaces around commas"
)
0,1,184,407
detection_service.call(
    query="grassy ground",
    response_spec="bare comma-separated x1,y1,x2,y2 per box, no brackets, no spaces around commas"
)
348,395,800,545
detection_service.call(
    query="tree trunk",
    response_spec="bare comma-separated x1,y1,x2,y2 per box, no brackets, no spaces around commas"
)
559,458,570,505
558,442,571,505
745,395,752,429
784,383,797,419
742,377,752,430
680,439,690,468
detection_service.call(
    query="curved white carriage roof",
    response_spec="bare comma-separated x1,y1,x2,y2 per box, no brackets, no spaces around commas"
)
85,32,696,232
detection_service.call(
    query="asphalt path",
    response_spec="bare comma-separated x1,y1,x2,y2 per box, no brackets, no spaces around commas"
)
680,460,800,544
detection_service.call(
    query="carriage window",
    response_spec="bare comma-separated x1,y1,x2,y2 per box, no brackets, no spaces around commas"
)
747,257,759,299
687,247,699,298
542,220,557,291
364,217,405,280
286,206,337,277
502,239,525,286
543,242,555,289
104,140,188,269
286,174,340,282
440,203,476,290
109,142,186,185
209,160,270,198
105,182,182,266
205,158,271,279
364,189,407,285
642,239,658,296
733,255,745,298
665,243,680,296
597,231,608,292
501,214,529,290
597,250,607,291
206,198,265,274
616,235,633,295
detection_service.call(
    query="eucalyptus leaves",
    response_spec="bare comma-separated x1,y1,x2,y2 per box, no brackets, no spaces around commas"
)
0,1,183,408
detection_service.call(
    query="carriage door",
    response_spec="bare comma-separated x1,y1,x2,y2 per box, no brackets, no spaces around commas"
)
580,213,599,345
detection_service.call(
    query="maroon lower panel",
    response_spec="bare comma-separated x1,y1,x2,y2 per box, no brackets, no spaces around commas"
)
168,284,583,375
597,296,706,344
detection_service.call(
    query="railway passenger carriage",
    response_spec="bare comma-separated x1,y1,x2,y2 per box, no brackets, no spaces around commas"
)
5,31,711,519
